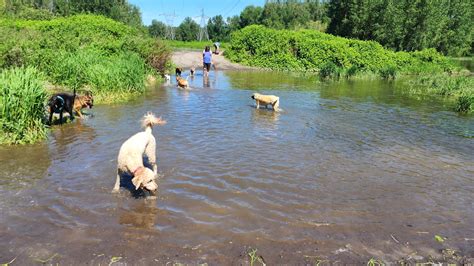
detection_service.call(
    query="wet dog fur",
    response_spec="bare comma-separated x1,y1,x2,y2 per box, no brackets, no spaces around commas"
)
176,76,189,89
175,67,183,77
48,88,76,125
113,113,166,195
73,91,94,118
251,93,280,111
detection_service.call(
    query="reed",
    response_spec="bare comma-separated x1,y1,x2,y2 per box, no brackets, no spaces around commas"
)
0,67,47,144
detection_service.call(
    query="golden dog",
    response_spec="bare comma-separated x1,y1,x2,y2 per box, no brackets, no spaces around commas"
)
251,93,280,111
73,91,94,118
176,76,189,89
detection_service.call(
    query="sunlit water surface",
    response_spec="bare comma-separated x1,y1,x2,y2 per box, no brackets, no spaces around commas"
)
1,71,473,264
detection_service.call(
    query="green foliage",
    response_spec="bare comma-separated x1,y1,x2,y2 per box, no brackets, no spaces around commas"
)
379,65,397,79
2,0,143,28
319,61,341,80
176,17,200,41
0,67,47,145
207,15,229,42
409,74,473,113
227,25,454,74
326,0,473,56
148,19,166,39
0,14,170,104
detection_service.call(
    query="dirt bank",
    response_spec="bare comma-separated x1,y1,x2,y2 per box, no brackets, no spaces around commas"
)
171,49,255,71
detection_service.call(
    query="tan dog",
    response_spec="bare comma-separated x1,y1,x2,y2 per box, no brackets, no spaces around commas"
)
251,93,280,111
73,91,93,118
176,76,189,89
113,112,166,195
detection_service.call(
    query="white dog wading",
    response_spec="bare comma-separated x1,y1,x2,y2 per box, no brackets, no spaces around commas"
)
113,112,166,194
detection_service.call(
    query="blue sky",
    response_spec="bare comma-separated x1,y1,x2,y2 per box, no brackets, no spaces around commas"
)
129,0,265,26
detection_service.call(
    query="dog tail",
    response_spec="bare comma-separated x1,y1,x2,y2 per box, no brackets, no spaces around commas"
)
141,112,166,132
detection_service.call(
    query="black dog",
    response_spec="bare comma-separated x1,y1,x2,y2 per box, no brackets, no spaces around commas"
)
48,88,76,125
175,67,183,77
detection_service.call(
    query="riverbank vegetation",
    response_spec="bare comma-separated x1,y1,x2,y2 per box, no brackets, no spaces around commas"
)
0,67,48,144
226,25,453,74
0,14,170,102
0,6,170,144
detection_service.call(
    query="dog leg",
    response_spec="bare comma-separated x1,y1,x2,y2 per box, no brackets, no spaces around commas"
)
112,170,121,193
145,139,158,175
255,100,260,109
76,109,84,119
59,110,63,125
48,107,54,125
273,100,280,111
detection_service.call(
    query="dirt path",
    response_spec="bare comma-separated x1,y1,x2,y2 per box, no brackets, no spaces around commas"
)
171,49,255,71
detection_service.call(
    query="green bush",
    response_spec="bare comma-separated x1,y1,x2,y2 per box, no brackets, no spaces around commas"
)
379,65,397,79
227,25,455,75
0,67,48,145
319,61,341,80
0,14,170,104
409,74,474,113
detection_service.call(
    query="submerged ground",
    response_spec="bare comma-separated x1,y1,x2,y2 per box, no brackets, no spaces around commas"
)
0,70,473,264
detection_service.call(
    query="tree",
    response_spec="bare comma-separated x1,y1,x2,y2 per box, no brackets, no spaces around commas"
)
226,15,241,32
148,19,166,39
176,17,199,41
207,15,229,41
239,5,263,28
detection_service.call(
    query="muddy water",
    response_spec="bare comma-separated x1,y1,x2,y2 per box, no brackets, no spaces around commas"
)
1,71,473,264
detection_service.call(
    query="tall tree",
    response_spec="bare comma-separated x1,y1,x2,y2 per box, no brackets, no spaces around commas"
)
148,19,167,39
176,17,200,41
239,5,263,28
207,15,229,41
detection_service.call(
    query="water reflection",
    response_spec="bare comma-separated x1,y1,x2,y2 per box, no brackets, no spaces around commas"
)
118,198,159,230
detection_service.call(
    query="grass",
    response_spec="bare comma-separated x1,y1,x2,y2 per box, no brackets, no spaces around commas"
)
0,66,48,145
163,40,228,50
247,248,266,266
408,74,473,113
44,48,149,104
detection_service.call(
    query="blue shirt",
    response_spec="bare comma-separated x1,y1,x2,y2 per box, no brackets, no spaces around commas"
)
203,51,212,64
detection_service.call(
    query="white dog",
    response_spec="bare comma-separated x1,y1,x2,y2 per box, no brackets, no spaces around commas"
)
164,74,171,81
113,112,166,194
251,93,280,111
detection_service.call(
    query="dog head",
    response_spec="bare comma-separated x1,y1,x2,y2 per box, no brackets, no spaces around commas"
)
251,93,260,100
82,91,94,108
132,167,158,193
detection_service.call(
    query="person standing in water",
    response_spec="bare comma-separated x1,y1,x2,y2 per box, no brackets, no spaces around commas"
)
203,46,212,76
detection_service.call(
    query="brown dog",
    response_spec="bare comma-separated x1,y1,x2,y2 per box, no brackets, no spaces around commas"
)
73,91,94,118
176,76,189,89
251,93,280,111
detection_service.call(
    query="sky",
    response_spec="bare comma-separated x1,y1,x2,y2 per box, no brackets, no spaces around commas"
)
128,0,265,26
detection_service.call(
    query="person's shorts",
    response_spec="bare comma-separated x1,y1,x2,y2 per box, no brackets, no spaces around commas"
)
204,63,211,72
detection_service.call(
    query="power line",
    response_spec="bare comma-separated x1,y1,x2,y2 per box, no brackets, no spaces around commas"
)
159,11,178,40
223,0,241,17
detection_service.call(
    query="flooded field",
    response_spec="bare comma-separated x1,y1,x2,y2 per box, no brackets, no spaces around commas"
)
1,71,473,264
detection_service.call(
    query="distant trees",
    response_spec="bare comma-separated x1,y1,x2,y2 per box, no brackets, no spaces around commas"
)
176,17,200,41
149,19,166,39
207,15,229,42
1,0,143,27
326,0,474,56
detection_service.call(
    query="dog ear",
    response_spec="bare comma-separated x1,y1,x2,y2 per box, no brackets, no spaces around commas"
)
131,168,145,190
131,175,143,190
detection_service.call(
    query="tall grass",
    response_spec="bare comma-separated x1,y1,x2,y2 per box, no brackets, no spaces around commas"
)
0,67,47,144
45,49,147,103
409,74,473,113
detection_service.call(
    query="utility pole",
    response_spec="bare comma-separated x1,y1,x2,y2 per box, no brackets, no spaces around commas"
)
195,8,209,41
159,11,178,40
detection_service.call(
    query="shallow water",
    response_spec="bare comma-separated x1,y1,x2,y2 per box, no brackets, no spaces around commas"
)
1,71,473,264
